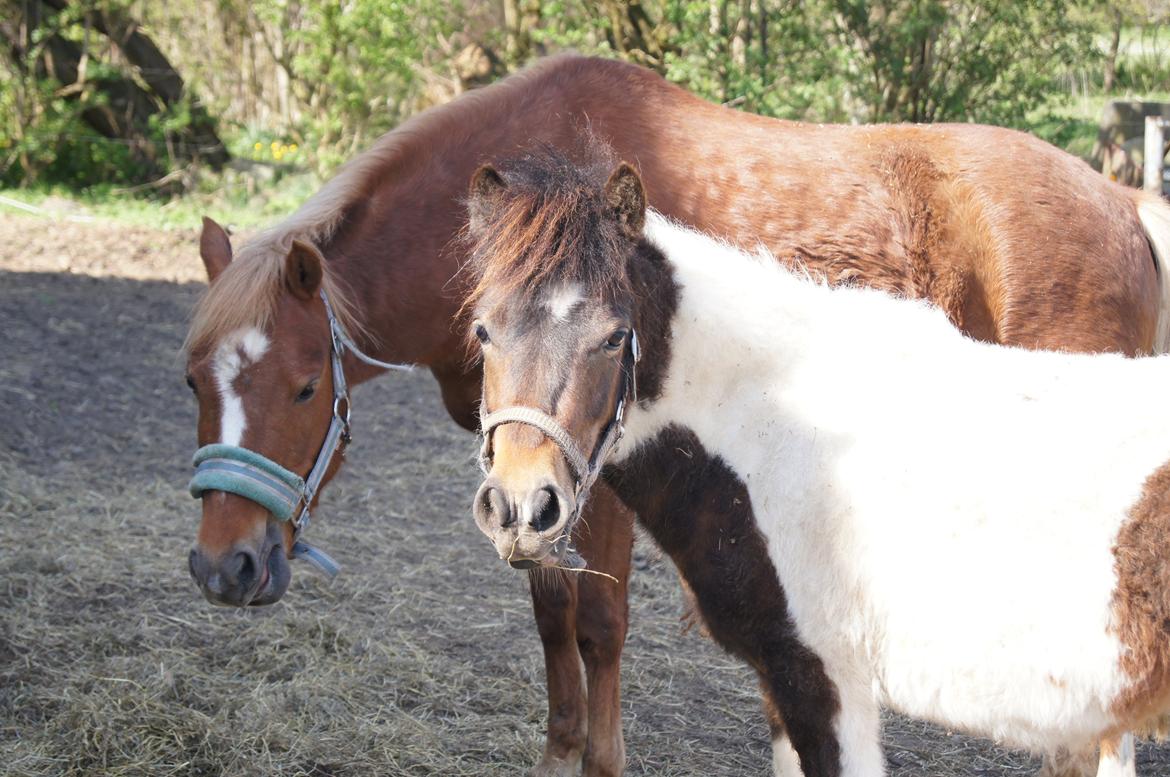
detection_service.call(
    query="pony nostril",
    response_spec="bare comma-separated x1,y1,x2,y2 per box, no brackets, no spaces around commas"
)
235,550,258,590
476,485,514,529
528,486,563,533
223,548,259,591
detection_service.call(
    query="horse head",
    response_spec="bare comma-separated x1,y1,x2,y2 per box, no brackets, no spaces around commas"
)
184,218,359,606
466,150,649,569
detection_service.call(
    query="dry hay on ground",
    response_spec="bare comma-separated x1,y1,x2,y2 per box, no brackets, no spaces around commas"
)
0,212,1166,775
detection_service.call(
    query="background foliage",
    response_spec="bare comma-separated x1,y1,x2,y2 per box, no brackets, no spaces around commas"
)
1,0,1168,199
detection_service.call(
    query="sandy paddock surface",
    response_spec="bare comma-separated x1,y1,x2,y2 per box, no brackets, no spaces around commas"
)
1,211,1167,776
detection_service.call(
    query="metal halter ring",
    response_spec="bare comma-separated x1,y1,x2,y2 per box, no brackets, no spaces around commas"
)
333,395,351,424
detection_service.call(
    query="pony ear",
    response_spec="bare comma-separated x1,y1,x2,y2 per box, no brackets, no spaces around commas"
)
468,165,506,233
199,216,232,283
604,163,646,238
285,240,324,301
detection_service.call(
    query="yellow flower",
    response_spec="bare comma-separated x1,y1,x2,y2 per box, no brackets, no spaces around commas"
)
289,144,298,152
253,142,262,150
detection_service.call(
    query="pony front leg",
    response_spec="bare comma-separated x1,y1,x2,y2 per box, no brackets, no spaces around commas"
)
1035,733,1135,777
830,668,884,777
529,571,587,777
764,654,883,777
573,486,634,777
1096,733,1136,777
761,685,805,777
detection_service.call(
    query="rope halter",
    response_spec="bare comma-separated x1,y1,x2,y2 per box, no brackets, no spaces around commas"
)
478,329,641,525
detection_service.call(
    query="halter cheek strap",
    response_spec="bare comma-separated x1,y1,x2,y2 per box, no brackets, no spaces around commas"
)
478,330,640,521
189,290,413,578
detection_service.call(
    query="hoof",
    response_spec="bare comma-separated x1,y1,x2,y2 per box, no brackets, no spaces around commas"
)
529,756,579,777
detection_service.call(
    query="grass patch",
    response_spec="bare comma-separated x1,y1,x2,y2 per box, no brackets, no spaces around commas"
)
0,165,319,231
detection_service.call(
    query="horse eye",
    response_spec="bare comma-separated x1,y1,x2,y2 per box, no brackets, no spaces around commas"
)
474,323,490,345
185,374,197,394
295,381,317,403
604,328,628,351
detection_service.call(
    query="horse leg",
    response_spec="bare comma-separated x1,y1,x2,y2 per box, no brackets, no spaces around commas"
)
1096,733,1136,777
831,672,884,777
573,485,634,777
529,571,588,777
761,682,805,777
762,657,882,777
1037,747,1097,777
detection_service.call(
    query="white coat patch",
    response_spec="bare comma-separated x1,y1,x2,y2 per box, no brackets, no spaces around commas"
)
212,327,270,446
607,212,1170,763
544,283,583,320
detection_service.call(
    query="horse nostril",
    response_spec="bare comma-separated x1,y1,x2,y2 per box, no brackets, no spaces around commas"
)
475,484,514,529
233,549,259,590
528,486,563,533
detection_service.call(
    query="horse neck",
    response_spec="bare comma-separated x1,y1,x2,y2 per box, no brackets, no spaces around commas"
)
623,214,965,453
632,214,817,401
300,56,746,378
298,86,533,374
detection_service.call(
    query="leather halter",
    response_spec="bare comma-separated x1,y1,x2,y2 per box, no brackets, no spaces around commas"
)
478,329,641,521
189,290,412,577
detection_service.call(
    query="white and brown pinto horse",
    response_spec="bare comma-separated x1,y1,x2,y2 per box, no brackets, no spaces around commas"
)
183,54,1170,777
467,150,1170,777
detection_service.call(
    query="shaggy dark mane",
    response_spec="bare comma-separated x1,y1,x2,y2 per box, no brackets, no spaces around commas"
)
463,143,636,314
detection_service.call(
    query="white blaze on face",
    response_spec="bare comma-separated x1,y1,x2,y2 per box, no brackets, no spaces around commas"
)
544,283,583,321
212,327,270,446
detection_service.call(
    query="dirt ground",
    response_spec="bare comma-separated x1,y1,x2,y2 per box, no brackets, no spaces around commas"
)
1,211,1168,776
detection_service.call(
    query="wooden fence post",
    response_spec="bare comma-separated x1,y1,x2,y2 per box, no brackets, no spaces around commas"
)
1145,115,1167,195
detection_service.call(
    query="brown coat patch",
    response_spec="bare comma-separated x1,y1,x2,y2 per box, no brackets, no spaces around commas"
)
1112,459,1170,731
605,426,842,777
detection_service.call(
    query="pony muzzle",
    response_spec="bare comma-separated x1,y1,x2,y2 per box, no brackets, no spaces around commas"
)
473,475,576,568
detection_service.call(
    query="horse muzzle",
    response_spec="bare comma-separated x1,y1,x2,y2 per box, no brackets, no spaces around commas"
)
473,476,577,568
188,518,291,607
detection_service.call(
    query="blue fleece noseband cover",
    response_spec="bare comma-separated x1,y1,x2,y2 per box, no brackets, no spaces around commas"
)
189,443,305,522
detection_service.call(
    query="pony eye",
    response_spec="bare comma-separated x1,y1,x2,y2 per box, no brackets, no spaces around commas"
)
604,329,628,351
295,381,317,403
474,323,491,345
185,374,197,394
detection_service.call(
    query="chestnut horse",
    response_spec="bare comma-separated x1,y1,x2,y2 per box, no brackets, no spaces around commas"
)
465,149,1170,776
183,54,1170,777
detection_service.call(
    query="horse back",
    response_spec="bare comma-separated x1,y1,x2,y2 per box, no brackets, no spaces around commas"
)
544,56,1160,354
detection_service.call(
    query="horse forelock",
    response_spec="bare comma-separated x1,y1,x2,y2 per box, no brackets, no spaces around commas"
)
183,233,364,357
462,146,635,329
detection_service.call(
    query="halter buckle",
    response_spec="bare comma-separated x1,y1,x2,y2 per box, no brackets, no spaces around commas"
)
292,503,311,533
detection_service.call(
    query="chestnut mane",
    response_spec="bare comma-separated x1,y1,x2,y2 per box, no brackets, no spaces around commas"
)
185,55,580,356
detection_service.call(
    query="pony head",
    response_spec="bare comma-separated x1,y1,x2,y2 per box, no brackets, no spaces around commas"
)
465,147,650,569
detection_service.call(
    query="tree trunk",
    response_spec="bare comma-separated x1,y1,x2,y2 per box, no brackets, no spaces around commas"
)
598,0,672,71
1104,8,1122,93
6,0,228,174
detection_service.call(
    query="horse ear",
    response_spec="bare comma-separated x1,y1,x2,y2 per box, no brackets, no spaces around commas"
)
286,240,324,301
199,216,232,283
604,163,645,238
468,165,506,233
